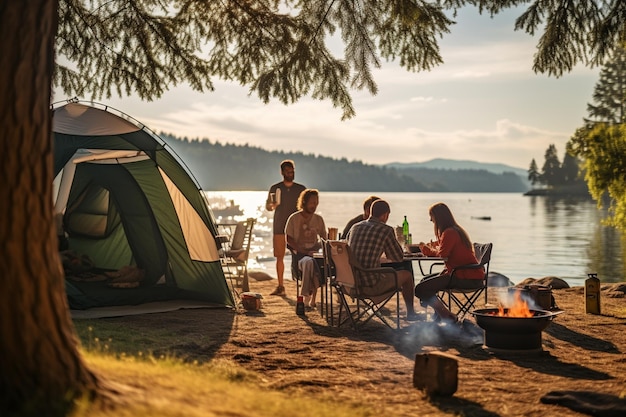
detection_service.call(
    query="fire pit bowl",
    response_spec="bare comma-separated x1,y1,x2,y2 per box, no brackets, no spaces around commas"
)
472,308,562,351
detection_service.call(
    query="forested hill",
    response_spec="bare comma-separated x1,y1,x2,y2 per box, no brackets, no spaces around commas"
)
160,133,529,192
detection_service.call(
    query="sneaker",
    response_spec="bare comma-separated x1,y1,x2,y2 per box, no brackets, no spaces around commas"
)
406,311,425,322
435,315,459,326
270,285,285,296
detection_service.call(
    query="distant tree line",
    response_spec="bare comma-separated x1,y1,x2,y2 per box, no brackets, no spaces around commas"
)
527,144,587,192
389,167,527,192
161,133,528,192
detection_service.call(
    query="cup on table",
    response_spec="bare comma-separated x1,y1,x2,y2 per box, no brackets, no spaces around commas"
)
395,226,405,245
328,227,338,240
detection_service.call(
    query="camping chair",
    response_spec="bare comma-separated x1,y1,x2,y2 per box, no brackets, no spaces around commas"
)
220,218,255,293
320,238,336,322
327,240,400,330
288,245,325,303
437,242,493,321
287,244,303,296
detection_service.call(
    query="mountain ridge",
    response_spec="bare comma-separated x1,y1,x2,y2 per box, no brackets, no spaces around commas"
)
385,158,528,178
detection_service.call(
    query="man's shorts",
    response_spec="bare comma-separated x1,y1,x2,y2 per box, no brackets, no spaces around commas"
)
360,276,398,297
360,271,412,297
273,234,286,257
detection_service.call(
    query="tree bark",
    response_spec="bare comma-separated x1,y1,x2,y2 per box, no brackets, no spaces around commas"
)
0,1,100,415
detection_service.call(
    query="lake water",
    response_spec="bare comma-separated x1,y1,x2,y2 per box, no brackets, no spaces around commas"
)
206,191,626,287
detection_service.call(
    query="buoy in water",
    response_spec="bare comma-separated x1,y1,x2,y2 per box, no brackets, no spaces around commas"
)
471,216,492,221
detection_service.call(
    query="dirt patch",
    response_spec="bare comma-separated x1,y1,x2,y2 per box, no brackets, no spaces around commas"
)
94,278,626,416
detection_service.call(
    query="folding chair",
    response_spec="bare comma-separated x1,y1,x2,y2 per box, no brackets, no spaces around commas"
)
327,240,400,330
321,238,336,322
286,244,302,296
437,242,493,321
289,245,326,304
220,218,255,293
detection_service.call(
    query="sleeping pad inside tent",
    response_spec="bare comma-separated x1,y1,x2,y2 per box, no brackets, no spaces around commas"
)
53,101,234,309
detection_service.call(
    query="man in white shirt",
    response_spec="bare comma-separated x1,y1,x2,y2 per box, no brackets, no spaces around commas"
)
285,189,327,308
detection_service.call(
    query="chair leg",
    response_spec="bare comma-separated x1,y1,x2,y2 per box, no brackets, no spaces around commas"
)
242,265,249,292
447,288,486,321
396,291,400,330
336,290,356,329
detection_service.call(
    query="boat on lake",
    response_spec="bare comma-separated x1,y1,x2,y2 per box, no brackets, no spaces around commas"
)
210,199,243,217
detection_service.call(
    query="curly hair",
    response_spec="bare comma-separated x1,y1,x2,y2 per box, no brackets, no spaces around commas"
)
297,188,319,210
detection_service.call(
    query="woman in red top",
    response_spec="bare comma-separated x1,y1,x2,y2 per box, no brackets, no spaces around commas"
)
415,202,484,322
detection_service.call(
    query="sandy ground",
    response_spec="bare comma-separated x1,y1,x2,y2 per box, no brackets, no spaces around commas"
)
98,266,626,417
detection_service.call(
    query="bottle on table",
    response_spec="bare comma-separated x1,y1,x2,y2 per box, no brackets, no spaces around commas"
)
402,216,410,245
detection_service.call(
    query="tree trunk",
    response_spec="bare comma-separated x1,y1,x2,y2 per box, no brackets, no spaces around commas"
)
0,1,100,415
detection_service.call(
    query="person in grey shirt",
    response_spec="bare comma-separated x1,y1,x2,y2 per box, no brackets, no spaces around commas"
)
285,189,327,307
266,160,306,296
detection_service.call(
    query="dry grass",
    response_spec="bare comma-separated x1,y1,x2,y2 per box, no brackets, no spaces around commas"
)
72,279,626,416
72,355,370,417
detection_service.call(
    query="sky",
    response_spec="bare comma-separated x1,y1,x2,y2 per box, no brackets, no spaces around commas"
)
58,5,601,170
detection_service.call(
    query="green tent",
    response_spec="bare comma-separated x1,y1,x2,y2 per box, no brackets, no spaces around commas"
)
53,102,234,309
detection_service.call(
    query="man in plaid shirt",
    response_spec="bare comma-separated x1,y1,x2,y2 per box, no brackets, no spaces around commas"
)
347,199,419,321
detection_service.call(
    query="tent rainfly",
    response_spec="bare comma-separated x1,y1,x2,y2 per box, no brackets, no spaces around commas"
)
53,101,234,309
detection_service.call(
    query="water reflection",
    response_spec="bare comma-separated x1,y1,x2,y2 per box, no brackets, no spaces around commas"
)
541,196,623,284
587,221,625,282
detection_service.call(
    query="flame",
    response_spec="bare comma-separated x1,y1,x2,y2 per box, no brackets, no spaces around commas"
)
494,290,533,318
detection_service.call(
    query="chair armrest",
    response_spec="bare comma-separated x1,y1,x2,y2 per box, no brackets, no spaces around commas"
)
450,263,484,277
428,261,445,275
225,249,246,261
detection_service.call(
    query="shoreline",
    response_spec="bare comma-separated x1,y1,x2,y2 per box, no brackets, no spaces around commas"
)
247,256,608,289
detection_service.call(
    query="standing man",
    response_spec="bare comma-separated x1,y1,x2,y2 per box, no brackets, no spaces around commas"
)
347,199,419,321
266,160,306,296
285,189,327,308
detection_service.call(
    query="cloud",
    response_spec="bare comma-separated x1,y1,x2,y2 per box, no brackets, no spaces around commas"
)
452,70,491,79
100,82,580,170
410,96,434,102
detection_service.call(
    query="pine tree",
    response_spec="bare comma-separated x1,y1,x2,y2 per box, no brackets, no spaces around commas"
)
541,144,563,187
569,44,626,229
528,158,542,186
586,46,626,124
560,152,581,184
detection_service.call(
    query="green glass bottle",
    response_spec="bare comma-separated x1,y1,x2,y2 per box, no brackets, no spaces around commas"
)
402,215,409,244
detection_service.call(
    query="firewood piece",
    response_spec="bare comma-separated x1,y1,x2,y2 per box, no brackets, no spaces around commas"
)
413,352,458,396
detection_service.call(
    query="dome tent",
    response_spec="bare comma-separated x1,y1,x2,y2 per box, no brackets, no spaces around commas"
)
53,101,233,309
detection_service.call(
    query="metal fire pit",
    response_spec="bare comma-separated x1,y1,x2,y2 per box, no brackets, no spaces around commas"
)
472,308,562,351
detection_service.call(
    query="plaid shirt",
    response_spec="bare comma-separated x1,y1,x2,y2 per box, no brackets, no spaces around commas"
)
347,218,404,287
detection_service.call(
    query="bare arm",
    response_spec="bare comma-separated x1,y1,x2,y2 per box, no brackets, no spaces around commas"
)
266,189,276,211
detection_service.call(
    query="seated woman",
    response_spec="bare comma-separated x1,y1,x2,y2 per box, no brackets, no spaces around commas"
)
414,202,484,323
